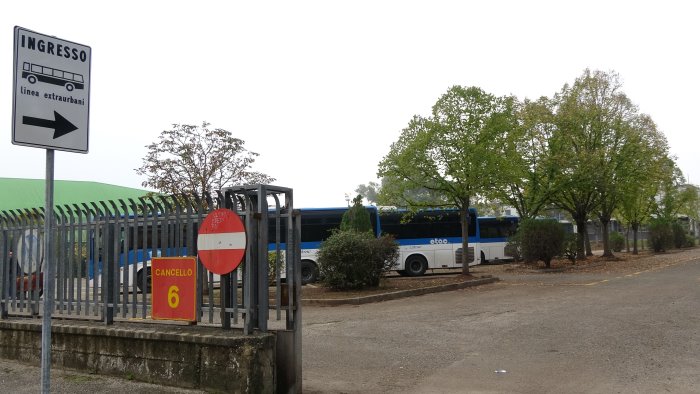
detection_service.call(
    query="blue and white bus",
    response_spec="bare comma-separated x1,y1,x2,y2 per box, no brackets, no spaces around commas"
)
295,207,518,281
476,215,520,263
88,220,191,293
379,208,475,276
89,206,518,289
378,209,517,276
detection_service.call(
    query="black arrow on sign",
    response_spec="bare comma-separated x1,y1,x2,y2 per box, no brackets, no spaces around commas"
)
23,111,78,139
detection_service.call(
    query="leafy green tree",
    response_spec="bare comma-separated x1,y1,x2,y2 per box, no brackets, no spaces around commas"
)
497,96,558,219
377,176,451,207
617,114,670,254
655,163,699,221
356,178,447,207
378,86,519,274
654,168,700,250
136,122,274,195
586,72,641,257
549,70,626,260
340,195,372,233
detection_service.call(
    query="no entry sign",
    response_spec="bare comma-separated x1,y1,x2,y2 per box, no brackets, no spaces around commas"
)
197,208,247,275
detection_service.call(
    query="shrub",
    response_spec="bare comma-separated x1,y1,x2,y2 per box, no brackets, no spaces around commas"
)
505,232,522,261
561,233,577,262
268,251,286,283
610,232,625,253
318,231,398,290
671,221,689,249
648,218,673,252
519,219,565,268
685,235,696,248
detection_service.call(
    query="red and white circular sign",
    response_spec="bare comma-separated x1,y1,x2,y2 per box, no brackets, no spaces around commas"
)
197,208,247,275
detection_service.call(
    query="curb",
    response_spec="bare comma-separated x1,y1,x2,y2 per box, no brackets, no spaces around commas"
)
301,276,499,307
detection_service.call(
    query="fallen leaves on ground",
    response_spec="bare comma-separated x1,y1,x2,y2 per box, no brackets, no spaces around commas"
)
300,247,700,300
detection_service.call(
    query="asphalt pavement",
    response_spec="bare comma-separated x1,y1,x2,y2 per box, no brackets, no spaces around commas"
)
0,250,698,393
302,250,700,393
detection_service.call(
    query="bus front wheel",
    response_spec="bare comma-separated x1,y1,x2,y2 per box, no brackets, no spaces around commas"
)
301,260,318,285
136,267,152,293
65,83,74,91
405,255,427,277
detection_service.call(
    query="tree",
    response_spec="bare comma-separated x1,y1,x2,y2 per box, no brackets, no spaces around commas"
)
617,114,670,254
377,176,449,207
550,70,666,258
549,70,626,260
355,182,380,205
497,96,558,219
587,72,640,257
340,195,372,233
136,122,274,195
655,162,699,221
378,86,519,274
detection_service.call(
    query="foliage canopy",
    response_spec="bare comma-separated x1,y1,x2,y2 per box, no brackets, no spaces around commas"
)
377,85,520,273
136,122,274,195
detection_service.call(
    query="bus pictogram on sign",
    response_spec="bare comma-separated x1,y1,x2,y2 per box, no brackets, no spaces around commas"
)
22,62,85,91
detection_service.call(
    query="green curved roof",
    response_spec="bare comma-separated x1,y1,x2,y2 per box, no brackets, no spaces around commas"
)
0,178,152,211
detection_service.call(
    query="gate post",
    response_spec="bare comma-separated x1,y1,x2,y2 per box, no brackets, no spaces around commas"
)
102,222,115,324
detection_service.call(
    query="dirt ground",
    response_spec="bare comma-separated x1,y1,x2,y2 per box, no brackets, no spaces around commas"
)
300,247,698,300
300,272,475,299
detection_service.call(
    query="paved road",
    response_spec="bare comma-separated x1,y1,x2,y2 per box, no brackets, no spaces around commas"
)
302,253,700,393
0,252,697,393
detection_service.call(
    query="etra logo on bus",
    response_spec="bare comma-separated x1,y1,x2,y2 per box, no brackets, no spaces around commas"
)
430,238,449,245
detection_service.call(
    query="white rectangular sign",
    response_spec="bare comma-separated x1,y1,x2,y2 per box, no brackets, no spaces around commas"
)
12,26,91,153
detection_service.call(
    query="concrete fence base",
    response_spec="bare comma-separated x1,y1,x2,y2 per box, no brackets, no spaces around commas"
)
0,319,276,393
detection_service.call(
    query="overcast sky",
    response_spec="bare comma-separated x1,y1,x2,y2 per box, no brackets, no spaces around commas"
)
2,1,698,208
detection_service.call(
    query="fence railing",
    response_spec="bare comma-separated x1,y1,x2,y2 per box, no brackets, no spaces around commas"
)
0,184,301,334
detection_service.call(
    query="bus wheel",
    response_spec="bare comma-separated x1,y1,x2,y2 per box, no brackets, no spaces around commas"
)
480,251,487,264
405,255,427,277
65,83,74,91
27,75,37,84
301,261,318,285
136,267,152,293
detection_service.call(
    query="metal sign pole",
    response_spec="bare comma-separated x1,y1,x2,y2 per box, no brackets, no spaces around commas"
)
40,148,55,393
11,27,89,392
